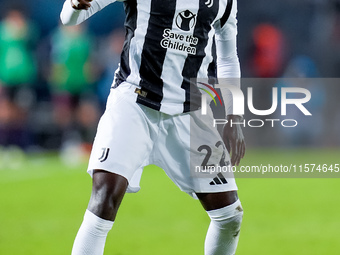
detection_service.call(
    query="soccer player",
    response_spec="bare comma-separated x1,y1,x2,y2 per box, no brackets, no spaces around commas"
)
60,0,246,254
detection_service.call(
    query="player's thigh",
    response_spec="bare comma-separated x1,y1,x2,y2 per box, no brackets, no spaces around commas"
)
88,170,128,220
196,190,238,211
155,110,237,197
189,109,231,168
88,83,157,183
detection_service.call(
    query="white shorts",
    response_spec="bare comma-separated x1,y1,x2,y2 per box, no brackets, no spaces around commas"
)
88,82,237,198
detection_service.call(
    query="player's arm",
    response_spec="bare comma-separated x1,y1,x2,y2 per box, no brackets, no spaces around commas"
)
214,0,245,166
60,0,116,26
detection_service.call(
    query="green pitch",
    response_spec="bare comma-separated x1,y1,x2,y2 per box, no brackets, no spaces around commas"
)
0,149,339,254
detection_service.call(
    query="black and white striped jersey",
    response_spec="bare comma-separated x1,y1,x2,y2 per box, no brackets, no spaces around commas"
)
61,0,239,115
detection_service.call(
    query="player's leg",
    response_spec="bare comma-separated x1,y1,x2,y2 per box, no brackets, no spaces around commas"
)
196,191,243,255
71,82,157,255
87,170,128,221
71,170,128,255
196,190,238,211
151,103,243,254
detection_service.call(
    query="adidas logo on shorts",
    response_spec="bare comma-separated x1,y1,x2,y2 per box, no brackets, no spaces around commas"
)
209,173,228,185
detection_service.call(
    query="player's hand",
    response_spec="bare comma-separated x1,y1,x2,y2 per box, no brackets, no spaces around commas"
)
223,115,246,166
71,0,93,10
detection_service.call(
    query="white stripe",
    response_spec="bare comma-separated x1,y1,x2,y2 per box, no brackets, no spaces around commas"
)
160,0,200,114
216,0,230,21
126,0,152,86
198,0,229,79
198,29,215,79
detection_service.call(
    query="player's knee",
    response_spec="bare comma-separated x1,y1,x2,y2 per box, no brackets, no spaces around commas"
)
89,171,127,219
88,184,125,220
88,190,120,221
207,199,243,237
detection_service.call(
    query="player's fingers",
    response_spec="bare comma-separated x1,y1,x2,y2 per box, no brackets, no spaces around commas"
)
236,145,241,166
230,143,235,166
84,2,92,8
234,139,244,166
235,143,241,166
80,0,92,8
225,137,231,153
72,0,92,9
237,139,243,158
240,140,246,159
231,141,239,166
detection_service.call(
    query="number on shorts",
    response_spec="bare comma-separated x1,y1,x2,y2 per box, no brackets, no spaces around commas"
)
198,141,228,167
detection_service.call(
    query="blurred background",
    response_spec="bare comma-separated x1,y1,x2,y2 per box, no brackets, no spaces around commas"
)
1,1,340,255
0,0,339,156
0,0,126,159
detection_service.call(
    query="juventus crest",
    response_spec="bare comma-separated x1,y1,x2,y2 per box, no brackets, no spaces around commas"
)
98,148,110,162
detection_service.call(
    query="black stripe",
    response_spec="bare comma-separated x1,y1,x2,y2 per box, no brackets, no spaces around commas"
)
220,0,233,28
207,36,217,84
181,0,220,112
217,173,228,184
115,0,138,87
98,149,106,161
213,177,222,185
138,0,177,111
99,148,110,162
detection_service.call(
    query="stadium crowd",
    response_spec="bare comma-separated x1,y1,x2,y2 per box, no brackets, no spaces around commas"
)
0,0,339,153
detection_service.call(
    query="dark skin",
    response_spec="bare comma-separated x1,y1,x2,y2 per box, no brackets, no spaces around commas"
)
72,1,246,221
224,115,246,167
70,0,93,10
87,171,240,221
87,116,245,221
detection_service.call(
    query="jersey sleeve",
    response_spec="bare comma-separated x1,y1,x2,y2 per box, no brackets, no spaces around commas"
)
60,0,117,26
214,0,241,116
